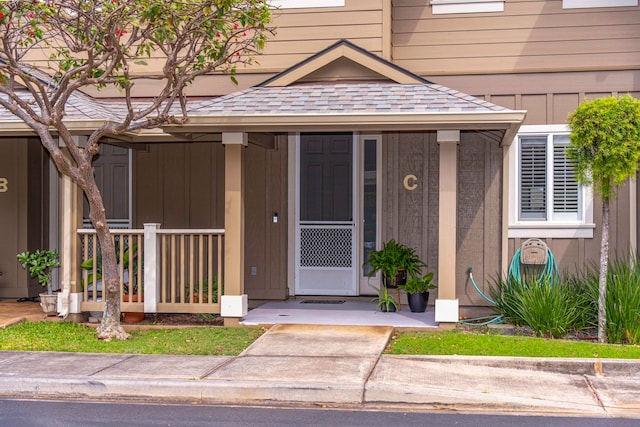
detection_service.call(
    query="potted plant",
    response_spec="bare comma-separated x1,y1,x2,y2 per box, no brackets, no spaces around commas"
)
17,249,61,315
366,239,426,288
370,285,399,312
399,272,436,313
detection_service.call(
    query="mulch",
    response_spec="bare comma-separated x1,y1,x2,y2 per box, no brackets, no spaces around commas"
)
121,313,224,327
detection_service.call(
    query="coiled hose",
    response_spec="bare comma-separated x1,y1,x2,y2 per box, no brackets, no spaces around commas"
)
461,246,559,326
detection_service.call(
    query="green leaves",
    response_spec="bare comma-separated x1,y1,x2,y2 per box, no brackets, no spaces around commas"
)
567,95,640,201
16,249,61,287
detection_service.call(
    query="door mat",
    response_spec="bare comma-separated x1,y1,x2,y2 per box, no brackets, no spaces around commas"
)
300,300,345,304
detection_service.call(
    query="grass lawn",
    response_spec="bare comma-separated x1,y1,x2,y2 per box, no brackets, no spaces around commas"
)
0,321,264,356
386,329,640,359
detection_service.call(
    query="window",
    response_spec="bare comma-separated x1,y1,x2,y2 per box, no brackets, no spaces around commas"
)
509,126,594,238
431,0,504,14
563,0,637,9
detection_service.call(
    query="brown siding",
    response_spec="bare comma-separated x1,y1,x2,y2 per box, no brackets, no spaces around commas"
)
393,0,640,75
244,137,288,300
382,131,502,306
249,0,384,73
134,139,288,301
508,181,634,277
133,142,224,229
0,138,47,298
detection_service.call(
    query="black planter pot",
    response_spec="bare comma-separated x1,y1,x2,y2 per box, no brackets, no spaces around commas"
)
407,291,429,313
380,303,397,312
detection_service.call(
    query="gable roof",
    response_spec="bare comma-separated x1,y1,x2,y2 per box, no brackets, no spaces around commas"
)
172,40,525,145
259,39,430,86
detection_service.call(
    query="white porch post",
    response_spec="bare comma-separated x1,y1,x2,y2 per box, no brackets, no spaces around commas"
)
221,132,248,325
143,223,160,314
435,130,460,323
58,173,83,320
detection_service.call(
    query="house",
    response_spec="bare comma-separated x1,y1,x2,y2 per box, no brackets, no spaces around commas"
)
0,0,638,324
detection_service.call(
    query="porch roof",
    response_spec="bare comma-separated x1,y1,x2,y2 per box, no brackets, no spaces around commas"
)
190,83,508,115
164,82,525,145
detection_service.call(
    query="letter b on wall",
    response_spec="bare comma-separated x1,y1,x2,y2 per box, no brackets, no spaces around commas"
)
0,178,7,193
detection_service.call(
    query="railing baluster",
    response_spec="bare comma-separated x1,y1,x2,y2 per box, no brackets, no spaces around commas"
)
208,235,213,304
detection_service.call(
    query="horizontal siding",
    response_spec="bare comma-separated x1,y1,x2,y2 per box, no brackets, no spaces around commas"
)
22,0,384,76
255,0,384,72
393,0,640,75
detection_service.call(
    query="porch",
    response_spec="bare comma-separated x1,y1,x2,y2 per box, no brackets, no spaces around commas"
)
241,299,438,328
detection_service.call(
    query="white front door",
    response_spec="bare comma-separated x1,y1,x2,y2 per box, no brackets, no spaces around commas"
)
295,133,357,295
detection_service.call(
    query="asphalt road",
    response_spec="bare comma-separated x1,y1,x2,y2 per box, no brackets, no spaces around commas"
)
0,399,636,427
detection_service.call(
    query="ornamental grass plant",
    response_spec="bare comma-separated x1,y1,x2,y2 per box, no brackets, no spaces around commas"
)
490,253,640,344
489,276,589,339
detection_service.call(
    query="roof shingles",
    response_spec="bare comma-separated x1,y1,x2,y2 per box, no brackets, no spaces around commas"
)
189,83,507,116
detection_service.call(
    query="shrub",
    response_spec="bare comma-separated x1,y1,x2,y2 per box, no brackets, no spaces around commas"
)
489,276,588,338
604,257,640,344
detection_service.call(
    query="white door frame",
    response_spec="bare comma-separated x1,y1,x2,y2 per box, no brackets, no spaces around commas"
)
358,134,382,295
288,133,382,297
292,132,358,296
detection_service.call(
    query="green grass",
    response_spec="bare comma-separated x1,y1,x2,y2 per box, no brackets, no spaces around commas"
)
385,329,640,359
0,321,264,356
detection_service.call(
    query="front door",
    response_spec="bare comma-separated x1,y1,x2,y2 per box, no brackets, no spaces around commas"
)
295,133,357,295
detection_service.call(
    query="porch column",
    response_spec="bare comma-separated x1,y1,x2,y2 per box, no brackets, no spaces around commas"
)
221,132,248,325
59,171,84,321
435,130,460,323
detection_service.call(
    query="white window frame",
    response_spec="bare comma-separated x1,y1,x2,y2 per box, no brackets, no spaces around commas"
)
563,0,637,9
270,0,344,9
431,0,504,14
508,125,594,239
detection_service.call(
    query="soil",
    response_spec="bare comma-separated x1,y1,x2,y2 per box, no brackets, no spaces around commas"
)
129,313,224,326
456,322,599,342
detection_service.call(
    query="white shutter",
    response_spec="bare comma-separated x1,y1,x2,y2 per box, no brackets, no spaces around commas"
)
519,137,547,220
553,135,581,220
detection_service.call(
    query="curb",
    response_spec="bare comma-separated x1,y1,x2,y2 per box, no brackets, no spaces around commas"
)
384,355,640,377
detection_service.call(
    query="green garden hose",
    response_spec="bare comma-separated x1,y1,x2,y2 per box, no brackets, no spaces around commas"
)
461,246,560,326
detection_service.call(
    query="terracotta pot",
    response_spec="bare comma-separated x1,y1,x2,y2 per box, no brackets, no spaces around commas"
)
384,269,407,289
122,311,145,323
122,293,144,323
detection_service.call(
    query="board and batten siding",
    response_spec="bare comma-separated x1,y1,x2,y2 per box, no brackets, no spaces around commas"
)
244,138,289,301
489,88,637,278
133,139,288,301
382,131,503,306
392,0,640,75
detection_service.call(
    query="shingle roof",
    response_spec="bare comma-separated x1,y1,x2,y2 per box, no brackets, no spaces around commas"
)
189,83,507,116
0,90,123,122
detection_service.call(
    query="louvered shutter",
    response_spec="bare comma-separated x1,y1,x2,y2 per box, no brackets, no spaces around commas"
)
519,137,547,220
553,135,580,219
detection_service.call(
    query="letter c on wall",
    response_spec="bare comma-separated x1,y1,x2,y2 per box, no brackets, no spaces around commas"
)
403,174,418,191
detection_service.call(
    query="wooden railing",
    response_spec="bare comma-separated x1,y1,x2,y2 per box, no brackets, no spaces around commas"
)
156,228,224,313
78,224,224,315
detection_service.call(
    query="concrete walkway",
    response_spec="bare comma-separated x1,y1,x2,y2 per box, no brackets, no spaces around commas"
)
0,323,639,417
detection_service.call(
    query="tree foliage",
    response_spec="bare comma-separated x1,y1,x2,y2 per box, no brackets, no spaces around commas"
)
0,0,273,340
567,95,640,201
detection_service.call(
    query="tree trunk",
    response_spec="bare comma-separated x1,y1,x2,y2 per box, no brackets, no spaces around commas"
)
598,200,609,344
83,179,130,341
